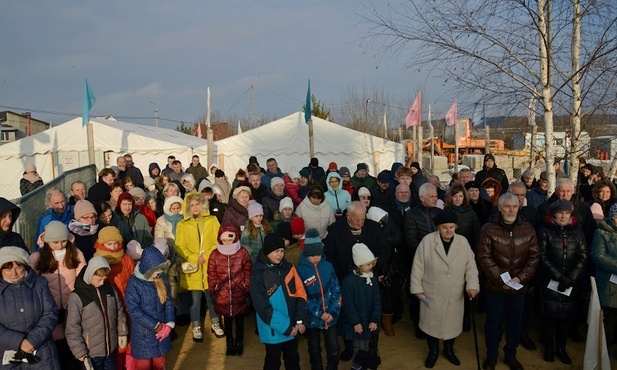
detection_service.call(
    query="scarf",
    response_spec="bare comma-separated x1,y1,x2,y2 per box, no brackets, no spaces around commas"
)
354,269,374,286
93,241,125,265
164,213,183,234
217,240,242,256
395,199,412,214
450,205,463,213
68,220,99,236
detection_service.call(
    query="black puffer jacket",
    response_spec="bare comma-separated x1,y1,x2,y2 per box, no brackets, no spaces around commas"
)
404,204,443,258
537,216,587,319
445,204,480,251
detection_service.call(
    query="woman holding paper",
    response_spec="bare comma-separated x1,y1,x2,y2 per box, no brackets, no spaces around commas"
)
410,210,479,368
538,199,586,364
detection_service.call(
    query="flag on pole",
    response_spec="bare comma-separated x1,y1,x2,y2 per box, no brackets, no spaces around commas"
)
305,80,311,123
472,100,485,126
584,277,611,369
82,79,96,127
445,99,457,127
405,92,421,128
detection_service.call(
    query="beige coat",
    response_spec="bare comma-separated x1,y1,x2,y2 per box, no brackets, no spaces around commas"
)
410,231,479,340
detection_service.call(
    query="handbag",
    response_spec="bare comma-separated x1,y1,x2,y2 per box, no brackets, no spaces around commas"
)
181,261,199,274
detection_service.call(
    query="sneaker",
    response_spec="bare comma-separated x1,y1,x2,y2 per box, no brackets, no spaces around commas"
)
211,323,225,338
192,326,203,342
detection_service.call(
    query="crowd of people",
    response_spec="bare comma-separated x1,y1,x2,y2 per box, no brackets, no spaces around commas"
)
2,152,617,370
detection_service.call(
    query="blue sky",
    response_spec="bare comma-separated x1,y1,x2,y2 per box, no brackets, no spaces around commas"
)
0,1,458,129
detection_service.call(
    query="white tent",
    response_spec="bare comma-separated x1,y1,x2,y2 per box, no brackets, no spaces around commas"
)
196,112,407,176
0,117,205,199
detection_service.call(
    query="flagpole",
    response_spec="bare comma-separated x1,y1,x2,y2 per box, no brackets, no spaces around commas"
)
83,79,96,166
87,121,95,166
429,105,434,173
206,87,214,170
454,119,459,173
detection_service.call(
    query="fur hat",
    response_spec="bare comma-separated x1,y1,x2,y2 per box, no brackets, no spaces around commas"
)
366,207,388,224
270,177,285,189
128,187,146,200
549,199,574,215
279,197,294,212
74,200,97,220
352,243,375,267
163,196,184,216
248,202,264,219
83,256,110,285
262,233,285,256
433,210,458,226
303,228,323,257
44,221,69,242
232,186,251,200
290,217,305,235
0,246,29,267
97,226,123,245
339,167,351,177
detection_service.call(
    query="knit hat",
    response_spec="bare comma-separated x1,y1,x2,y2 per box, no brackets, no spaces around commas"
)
249,156,259,164
217,223,240,244
339,167,351,177
126,240,143,261
410,162,421,172
215,169,225,178
310,158,319,167
97,226,123,245
262,233,285,256
290,217,305,235
357,187,371,197
44,221,69,242
128,187,146,199
609,203,617,219
83,256,111,285
303,228,323,257
270,177,285,189
377,170,390,183
433,210,458,226
464,181,480,191
287,171,301,180
484,153,496,163
153,237,170,258
356,163,368,171
299,168,311,179
248,202,264,219
352,243,375,267
279,197,294,212
328,162,338,171
144,176,156,191
232,186,251,200
0,246,29,267
197,179,213,193
74,200,97,220
366,207,388,223
549,199,574,215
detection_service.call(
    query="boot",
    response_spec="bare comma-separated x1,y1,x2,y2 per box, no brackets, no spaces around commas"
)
234,338,244,356
425,336,439,368
226,337,235,357
443,338,461,366
381,314,395,336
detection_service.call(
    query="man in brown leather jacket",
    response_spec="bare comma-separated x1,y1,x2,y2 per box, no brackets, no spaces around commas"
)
476,192,540,370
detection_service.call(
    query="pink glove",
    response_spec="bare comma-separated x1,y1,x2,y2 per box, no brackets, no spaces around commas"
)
155,325,171,342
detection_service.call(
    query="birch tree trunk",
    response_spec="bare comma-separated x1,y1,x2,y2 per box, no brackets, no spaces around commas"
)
569,0,582,185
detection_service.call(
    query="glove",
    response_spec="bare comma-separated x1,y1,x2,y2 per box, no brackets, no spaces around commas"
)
155,325,172,342
84,356,94,370
118,335,128,349
25,352,40,365
9,349,27,364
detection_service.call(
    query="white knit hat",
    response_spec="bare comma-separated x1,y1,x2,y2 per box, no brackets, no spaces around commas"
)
0,246,29,267
279,197,294,212
270,177,285,189
352,243,375,267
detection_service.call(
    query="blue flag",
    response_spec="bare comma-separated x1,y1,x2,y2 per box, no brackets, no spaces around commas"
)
305,79,311,123
82,79,96,127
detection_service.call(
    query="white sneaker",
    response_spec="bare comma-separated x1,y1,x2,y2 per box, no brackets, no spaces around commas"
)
192,326,203,342
211,323,225,338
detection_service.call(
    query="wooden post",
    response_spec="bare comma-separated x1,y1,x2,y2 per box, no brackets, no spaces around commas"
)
308,119,315,159
87,121,95,166
430,125,435,173
412,126,417,162
418,124,423,170
207,128,214,170
454,120,459,173
485,124,490,154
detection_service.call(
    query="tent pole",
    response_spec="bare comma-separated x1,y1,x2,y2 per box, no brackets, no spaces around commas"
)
207,128,214,170
87,121,95,165
308,119,314,159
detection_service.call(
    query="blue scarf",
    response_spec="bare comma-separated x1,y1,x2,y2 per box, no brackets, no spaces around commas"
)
164,213,183,234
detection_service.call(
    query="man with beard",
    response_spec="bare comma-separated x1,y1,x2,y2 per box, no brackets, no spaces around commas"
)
248,173,268,204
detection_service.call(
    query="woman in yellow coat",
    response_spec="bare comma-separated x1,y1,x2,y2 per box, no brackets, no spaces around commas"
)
410,210,479,368
175,192,224,341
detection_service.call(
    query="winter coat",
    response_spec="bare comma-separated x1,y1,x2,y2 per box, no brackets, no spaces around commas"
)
251,184,269,204
154,197,183,250
295,197,335,239
370,187,394,209
214,177,232,204
36,204,74,242
526,185,547,210
186,164,208,186
323,217,383,282
296,254,342,330
207,245,252,317
538,193,597,247
93,241,135,302
0,198,27,251
592,219,617,308
262,189,287,221
445,205,481,251
209,199,228,224
351,174,377,191
115,210,153,249
476,215,540,294
0,270,61,370
20,177,44,196
29,249,87,340
262,168,284,189
175,207,220,291
324,172,352,216
88,180,111,204
69,224,99,262
470,198,496,226
410,232,479,339
124,165,144,188
240,222,269,262
340,271,381,340
475,165,509,195
65,271,128,359
221,199,249,232
537,217,587,319
124,249,175,360
404,204,443,258
283,177,302,208
250,250,307,344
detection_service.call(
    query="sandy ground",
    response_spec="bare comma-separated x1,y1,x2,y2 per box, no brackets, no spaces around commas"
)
165,310,615,370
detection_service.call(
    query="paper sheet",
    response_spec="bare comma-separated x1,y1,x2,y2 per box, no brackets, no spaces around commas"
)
500,272,524,290
547,279,573,296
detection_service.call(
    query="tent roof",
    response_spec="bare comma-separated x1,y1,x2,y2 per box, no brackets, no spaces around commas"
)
205,112,402,156
0,117,206,159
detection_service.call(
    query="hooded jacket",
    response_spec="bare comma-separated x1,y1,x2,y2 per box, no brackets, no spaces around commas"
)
592,219,617,308
93,241,135,302
154,196,183,250
324,172,351,216
148,163,161,179
295,196,335,239
0,197,27,251
250,249,307,344
262,188,287,222
474,154,509,195
296,254,342,330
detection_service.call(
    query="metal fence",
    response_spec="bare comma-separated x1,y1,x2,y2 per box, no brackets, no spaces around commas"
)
12,165,97,251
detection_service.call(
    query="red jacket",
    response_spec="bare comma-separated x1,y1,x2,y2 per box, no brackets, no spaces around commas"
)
207,246,252,317
283,176,302,207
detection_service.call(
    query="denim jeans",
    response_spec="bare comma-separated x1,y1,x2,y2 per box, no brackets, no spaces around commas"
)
89,351,117,370
484,291,525,360
306,327,340,370
190,289,219,327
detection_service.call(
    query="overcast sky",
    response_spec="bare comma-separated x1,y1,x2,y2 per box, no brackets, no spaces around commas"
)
0,1,460,129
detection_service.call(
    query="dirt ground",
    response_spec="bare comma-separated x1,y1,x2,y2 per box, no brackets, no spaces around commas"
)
166,310,615,370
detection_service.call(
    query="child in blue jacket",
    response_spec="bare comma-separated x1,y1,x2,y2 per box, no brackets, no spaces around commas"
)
296,228,342,370
341,243,381,370
250,233,307,370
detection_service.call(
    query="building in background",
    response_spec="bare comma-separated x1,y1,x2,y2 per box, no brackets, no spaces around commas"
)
0,111,51,144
